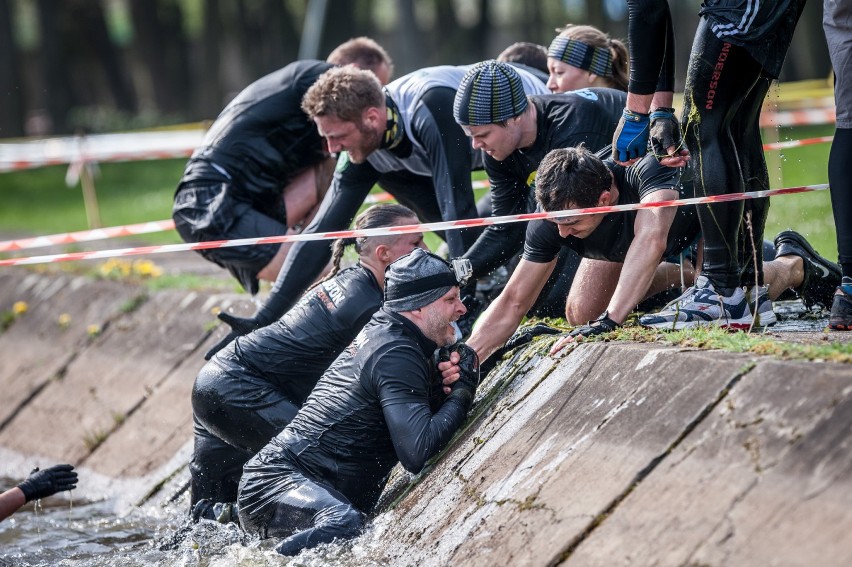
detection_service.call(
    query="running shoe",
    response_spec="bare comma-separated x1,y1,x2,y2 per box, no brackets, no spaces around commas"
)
191,499,238,524
773,230,841,309
639,275,753,330
745,284,777,327
829,277,852,331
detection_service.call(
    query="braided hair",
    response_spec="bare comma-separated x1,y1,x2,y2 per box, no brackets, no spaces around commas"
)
324,203,418,281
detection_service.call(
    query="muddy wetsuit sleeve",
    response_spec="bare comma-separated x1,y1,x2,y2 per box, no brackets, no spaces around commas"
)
626,0,675,94
373,347,470,474
411,88,481,257
252,160,382,324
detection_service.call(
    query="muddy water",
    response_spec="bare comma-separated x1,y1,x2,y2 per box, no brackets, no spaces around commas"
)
0,481,395,566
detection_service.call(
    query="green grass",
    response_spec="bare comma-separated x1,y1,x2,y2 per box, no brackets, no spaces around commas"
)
0,124,838,262
763,123,835,258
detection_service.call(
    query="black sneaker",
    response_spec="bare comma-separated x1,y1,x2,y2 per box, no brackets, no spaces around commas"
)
773,230,841,309
829,277,852,331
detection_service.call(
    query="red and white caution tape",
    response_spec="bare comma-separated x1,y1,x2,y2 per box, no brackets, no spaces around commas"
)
759,108,836,128
0,130,205,173
0,181,495,252
0,183,828,268
761,136,834,151
0,220,177,253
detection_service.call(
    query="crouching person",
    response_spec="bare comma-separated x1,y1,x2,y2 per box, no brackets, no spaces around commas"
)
237,248,480,555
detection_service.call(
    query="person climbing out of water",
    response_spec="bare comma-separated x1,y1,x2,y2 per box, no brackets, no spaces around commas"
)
236,248,478,556
190,204,430,520
0,464,77,522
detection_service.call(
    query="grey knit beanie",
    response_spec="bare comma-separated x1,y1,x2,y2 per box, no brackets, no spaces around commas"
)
384,248,459,312
453,60,528,126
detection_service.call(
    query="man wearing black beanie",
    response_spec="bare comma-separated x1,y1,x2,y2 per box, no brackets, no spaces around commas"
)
236,248,479,556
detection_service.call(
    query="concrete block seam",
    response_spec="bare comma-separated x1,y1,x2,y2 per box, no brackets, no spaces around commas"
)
549,358,759,566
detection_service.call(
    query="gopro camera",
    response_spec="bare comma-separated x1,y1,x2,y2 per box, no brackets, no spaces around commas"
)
450,258,473,286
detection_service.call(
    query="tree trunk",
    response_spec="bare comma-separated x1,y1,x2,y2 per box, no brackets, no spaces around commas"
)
36,0,72,133
197,0,224,119
66,0,136,113
129,1,189,117
0,0,24,137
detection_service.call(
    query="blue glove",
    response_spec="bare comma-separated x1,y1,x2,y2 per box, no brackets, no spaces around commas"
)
612,109,650,162
568,311,619,339
649,107,682,159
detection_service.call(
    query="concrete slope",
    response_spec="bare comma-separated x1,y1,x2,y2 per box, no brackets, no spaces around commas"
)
375,341,852,567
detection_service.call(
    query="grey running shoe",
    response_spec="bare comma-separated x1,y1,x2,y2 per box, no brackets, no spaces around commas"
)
745,285,776,327
191,499,238,524
639,275,753,330
774,230,841,309
829,277,852,331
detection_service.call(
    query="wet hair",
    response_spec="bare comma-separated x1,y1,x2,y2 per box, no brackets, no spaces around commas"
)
552,24,628,91
535,146,612,211
327,36,394,80
301,66,385,123
497,42,549,75
325,203,418,281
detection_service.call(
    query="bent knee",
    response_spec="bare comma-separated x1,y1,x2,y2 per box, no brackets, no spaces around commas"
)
319,503,364,537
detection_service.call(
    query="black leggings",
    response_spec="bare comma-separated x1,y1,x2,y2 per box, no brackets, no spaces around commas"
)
683,20,771,290
190,365,299,505
238,460,364,556
830,128,852,277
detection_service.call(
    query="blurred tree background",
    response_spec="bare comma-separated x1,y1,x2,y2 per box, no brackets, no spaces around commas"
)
0,0,831,138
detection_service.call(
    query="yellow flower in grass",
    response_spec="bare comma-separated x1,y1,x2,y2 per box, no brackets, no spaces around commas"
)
58,313,71,329
132,259,163,278
87,324,101,337
99,258,131,278
12,301,28,315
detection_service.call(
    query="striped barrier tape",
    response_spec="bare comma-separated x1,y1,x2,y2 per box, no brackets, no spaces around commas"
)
0,183,828,268
0,220,177,252
0,125,834,173
0,180,494,252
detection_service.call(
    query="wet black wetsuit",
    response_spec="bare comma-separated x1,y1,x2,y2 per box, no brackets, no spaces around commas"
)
172,60,332,294
190,265,382,505
523,154,699,266
237,308,470,555
250,65,548,325
462,88,626,315
682,1,805,290
625,0,676,96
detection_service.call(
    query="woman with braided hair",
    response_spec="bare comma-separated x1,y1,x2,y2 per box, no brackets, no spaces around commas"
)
189,203,426,518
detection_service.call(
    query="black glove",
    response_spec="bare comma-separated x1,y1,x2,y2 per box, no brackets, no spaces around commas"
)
17,464,78,502
649,107,682,159
438,342,480,408
568,311,619,339
505,323,562,352
204,311,272,360
612,109,650,162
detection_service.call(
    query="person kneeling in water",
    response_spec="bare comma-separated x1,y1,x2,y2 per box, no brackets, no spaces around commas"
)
237,248,479,555
190,204,427,519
